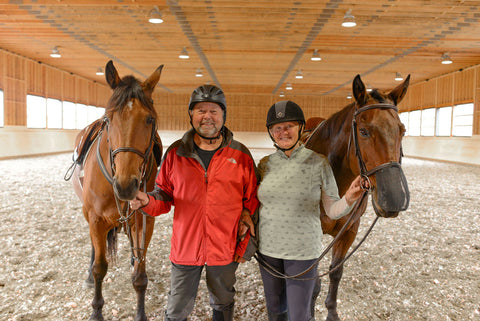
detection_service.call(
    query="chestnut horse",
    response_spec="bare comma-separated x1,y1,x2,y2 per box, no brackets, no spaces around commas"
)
69,61,163,321
305,74,410,321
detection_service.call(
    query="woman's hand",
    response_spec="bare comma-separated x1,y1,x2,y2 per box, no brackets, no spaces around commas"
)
130,191,150,210
345,176,368,206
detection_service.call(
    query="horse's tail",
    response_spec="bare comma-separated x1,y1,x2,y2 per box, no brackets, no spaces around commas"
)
106,227,118,264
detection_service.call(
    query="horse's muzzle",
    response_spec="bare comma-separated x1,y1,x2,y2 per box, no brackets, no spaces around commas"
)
371,163,410,217
113,176,140,201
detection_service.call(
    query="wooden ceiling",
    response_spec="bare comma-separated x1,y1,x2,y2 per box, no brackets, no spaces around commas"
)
1,0,480,98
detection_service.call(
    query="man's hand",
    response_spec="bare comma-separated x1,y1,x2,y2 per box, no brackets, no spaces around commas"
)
234,254,246,263
237,209,255,242
129,191,150,210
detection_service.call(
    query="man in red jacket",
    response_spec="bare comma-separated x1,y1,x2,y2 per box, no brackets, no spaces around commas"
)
131,84,258,321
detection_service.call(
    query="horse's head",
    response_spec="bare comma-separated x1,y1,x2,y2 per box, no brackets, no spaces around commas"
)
104,60,163,201
350,74,410,218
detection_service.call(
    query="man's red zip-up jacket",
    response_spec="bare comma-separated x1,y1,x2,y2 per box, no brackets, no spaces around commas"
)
142,128,259,266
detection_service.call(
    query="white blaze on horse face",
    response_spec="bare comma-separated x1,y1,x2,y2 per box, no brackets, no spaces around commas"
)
127,100,133,110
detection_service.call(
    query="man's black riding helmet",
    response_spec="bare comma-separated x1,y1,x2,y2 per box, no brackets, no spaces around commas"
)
266,100,305,128
188,85,227,121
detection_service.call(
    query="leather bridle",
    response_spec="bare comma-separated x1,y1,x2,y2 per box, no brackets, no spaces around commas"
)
349,103,403,189
96,115,157,263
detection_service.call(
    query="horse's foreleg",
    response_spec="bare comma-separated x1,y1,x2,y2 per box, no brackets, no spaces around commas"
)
85,246,95,288
132,260,148,321
325,258,343,321
131,214,155,321
325,229,357,321
89,230,109,321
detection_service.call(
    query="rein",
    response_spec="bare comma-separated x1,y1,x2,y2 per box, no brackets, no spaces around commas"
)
256,102,400,280
96,115,157,263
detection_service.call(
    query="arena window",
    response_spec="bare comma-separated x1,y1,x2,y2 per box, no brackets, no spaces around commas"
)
399,112,409,136
62,101,76,129
26,95,47,128
47,98,63,129
408,110,421,136
452,103,473,136
435,106,452,136
87,105,105,124
420,108,435,136
0,90,4,127
76,103,89,129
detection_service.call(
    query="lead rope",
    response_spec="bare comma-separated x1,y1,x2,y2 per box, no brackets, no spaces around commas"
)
255,188,376,281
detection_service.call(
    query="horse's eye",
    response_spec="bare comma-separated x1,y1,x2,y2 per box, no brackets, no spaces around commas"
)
146,115,154,125
359,128,369,137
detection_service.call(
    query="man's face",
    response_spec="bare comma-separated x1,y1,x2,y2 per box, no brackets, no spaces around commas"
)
190,102,224,138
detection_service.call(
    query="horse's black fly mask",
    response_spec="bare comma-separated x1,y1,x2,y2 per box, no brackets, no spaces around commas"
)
351,103,410,215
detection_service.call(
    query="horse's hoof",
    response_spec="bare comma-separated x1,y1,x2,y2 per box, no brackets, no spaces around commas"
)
88,315,104,321
83,279,94,289
134,315,147,321
326,312,340,321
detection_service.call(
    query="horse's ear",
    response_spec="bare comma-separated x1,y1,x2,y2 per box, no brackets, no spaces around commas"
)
388,74,410,105
142,65,164,97
105,60,122,90
352,74,367,105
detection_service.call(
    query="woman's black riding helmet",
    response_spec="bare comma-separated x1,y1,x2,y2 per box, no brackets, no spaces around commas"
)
266,100,305,151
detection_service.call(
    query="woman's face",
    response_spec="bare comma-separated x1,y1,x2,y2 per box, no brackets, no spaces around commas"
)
269,121,300,150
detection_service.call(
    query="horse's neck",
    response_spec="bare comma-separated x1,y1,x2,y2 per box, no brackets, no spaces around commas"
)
323,116,357,193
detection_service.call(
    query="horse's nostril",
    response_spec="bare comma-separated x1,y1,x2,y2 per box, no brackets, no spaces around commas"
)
113,177,140,201
132,178,139,189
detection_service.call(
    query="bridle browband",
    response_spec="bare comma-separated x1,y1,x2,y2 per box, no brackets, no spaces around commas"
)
96,114,157,263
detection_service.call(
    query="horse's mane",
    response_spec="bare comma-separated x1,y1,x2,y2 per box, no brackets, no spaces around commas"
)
106,75,157,117
321,102,355,138
321,89,389,137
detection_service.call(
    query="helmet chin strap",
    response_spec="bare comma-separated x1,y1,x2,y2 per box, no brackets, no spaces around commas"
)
270,124,304,153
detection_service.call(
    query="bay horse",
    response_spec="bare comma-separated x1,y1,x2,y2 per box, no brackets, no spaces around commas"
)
69,61,163,321
305,74,410,321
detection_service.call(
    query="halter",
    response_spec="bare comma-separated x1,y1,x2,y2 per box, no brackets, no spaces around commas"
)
96,115,157,263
